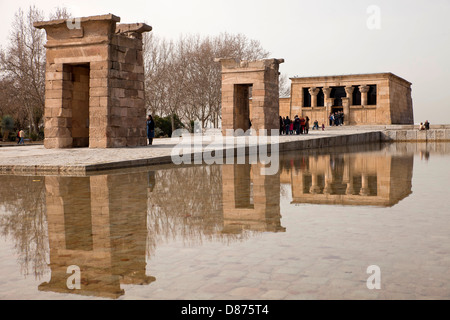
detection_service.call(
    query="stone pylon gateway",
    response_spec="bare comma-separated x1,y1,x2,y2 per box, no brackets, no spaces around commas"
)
34,14,151,148
215,58,284,135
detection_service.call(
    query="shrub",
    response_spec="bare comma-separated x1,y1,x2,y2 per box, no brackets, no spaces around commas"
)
153,114,185,137
1,115,15,142
30,132,39,141
154,127,163,138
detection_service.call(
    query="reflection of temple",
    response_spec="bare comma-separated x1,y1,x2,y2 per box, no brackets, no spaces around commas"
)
39,174,155,299
222,163,286,233
0,144,417,299
281,150,413,207
39,163,286,298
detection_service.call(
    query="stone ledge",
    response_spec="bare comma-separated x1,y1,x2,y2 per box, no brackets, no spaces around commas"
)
0,131,383,176
381,129,450,142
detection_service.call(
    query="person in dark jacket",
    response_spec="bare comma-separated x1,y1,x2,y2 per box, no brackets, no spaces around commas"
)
284,116,291,135
147,115,155,145
294,115,300,135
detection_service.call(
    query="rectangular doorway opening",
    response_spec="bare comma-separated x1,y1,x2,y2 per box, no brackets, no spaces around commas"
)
234,164,254,209
63,63,90,148
234,84,253,132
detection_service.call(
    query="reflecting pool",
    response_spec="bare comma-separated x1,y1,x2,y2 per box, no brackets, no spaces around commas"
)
0,142,449,299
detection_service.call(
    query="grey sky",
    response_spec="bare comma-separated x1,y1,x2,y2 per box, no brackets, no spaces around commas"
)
1,0,449,124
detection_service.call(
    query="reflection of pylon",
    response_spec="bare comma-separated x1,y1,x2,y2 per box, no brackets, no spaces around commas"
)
194,121,202,134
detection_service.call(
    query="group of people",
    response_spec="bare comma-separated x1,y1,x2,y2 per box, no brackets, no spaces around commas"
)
279,115,311,135
419,120,430,131
329,111,345,126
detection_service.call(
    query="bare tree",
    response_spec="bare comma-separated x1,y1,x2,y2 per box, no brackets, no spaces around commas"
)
48,6,72,20
143,33,173,117
0,6,46,135
279,73,291,98
143,32,270,131
0,6,71,136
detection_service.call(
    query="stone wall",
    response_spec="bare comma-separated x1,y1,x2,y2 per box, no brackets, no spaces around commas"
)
289,73,413,126
279,97,291,118
216,58,284,134
35,14,151,148
389,77,414,124
108,32,147,147
382,128,450,142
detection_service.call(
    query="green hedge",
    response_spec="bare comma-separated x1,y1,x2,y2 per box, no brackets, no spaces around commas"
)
153,114,185,138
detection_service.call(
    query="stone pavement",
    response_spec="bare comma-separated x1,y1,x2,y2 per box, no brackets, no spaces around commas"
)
0,126,389,175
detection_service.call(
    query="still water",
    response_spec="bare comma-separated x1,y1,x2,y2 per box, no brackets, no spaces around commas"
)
0,142,449,300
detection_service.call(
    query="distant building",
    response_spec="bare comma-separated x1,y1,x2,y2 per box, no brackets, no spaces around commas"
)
282,73,414,125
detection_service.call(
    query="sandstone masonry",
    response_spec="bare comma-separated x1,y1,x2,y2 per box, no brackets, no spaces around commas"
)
34,14,151,148
215,58,284,134
286,73,414,126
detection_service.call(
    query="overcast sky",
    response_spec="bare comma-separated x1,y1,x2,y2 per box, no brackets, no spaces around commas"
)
1,0,449,124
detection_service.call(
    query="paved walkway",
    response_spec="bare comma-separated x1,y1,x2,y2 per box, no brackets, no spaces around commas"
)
0,126,386,175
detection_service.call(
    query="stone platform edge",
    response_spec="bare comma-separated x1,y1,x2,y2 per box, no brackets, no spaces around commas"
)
1,131,383,176
2,128,449,176
381,128,450,142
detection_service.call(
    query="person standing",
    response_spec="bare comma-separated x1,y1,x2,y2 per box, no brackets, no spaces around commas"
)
300,116,306,134
18,129,25,145
146,115,155,145
284,116,290,135
294,115,300,135
305,116,310,134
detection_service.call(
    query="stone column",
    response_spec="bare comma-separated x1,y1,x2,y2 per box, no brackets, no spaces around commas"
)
310,174,321,194
323,87,333,118
323,167,333,195
322,87,331,99
323,174,332,195
359,85,370,107
341,98,350,126
346,179,355,195
360,174,369,196
308,87,320,108
345,86,354,106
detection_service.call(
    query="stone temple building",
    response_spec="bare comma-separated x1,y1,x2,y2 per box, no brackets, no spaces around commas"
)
34,14,151,148
285,73,414,126
216,58,284,134
218,66,414,133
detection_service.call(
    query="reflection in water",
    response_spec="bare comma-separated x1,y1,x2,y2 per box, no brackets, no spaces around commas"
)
280,144,414,207
39,175,153,298
0,176,48,278
222,164,285,234
0,143,420,298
